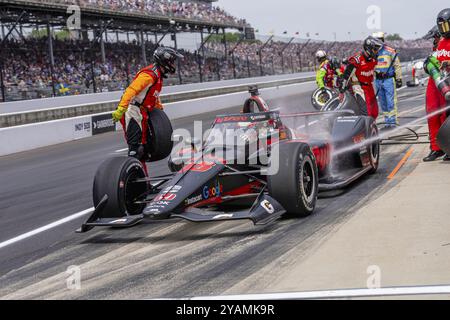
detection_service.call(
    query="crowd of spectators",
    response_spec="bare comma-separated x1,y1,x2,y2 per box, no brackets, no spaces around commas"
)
0,37,433,101
58,0,248,26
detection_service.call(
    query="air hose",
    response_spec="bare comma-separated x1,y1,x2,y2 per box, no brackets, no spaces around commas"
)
378,122,430,146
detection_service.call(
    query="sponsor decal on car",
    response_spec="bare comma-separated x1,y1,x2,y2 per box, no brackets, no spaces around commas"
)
250,114,269,121
202,182,223,199
162,185,182,193
215,116,249,123
260,200,275,214
154,193,177,201
352,133,365,144
184,162,216,173
185,194,203,206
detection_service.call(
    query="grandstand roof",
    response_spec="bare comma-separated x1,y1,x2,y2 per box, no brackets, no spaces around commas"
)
0,0,245,32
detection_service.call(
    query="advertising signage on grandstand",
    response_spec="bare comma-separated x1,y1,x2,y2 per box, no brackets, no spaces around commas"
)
244,27,256,40
92,114,116,135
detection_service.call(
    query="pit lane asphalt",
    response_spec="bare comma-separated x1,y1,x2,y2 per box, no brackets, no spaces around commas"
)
0,79,427,299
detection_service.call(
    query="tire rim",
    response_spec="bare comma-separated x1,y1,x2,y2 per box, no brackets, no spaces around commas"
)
299,156,315,204
124,165,147,215
314,90,332,107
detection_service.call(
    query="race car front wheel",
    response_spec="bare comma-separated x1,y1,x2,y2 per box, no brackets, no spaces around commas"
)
93,157,148,218
268,143,319,217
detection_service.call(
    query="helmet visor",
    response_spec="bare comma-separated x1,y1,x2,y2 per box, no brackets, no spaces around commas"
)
438,20,450,34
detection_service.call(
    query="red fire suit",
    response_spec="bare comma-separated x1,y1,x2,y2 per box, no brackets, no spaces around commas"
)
426,37,450,151
343,53,379,119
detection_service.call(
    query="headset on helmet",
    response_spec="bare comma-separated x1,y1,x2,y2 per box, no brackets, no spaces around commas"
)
153,47,184,74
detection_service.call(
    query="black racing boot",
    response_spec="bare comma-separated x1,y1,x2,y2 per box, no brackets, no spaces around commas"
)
443,154,450,161
423,150,445,162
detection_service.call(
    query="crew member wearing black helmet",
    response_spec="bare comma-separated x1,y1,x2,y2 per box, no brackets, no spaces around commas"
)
112,47,183,170
340,36,383,119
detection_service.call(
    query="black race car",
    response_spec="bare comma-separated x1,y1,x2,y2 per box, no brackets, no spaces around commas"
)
77,91,379,232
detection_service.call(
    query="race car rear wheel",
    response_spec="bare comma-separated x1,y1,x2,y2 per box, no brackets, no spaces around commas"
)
93,156,148,218
268,143,319,217
146,108,174,162
366,119,380,174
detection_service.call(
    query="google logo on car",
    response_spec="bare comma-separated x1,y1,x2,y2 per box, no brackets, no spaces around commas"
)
202,183,223,199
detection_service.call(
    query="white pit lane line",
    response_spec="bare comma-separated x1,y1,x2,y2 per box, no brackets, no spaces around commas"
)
0,208,94,250
191,285,450,300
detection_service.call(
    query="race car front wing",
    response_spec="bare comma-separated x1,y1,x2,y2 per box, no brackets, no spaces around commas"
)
76,193,285,233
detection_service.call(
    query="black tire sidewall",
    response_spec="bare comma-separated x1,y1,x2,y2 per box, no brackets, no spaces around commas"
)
93,157,147,217
146,108,174,162
268,143,318,217
366,119,380,173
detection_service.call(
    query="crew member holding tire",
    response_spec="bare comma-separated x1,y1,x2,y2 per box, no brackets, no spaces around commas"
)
372,31,403,128
339,36,383,119
111,47,183,169
423,9,450,162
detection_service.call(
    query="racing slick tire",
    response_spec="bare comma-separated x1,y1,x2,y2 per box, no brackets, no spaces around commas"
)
268,143,319,217
437,117,450,156
146,108,174,162
93,156,148,218
311,87,336,110
322,91,366,115
365,118,380,174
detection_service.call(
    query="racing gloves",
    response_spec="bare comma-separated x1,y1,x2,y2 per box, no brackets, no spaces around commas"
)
112,106,127,122
395,78,403,88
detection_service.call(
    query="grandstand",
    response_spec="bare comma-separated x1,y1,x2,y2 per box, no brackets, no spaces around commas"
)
0,1,433,102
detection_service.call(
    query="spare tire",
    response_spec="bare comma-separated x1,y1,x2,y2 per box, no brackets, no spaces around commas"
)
311,87,336,110
146,108,174,162
93,156,148,218
268,143,319,217
322,91,366,116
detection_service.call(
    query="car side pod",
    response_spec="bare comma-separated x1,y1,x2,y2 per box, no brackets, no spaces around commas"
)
171,194,286,225
76,195,144,233
437,116,450,156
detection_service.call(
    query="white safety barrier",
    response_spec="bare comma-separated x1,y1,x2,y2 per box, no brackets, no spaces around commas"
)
0,81,314,156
